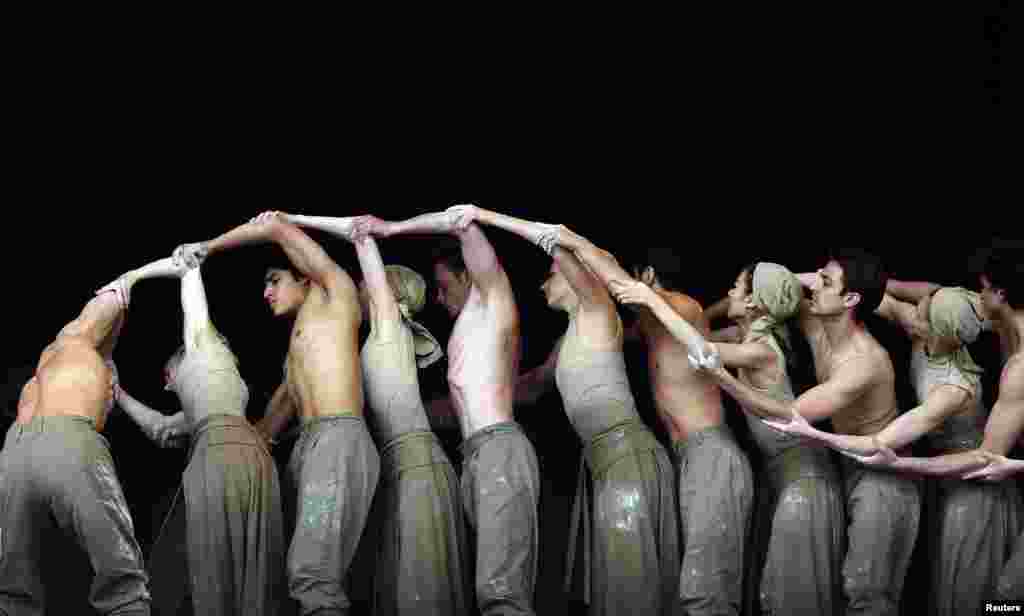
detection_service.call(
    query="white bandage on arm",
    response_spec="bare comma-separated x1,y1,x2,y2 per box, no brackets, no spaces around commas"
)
534,224,561,256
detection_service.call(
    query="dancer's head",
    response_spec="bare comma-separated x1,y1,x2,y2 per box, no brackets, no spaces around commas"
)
263,251,311,319
540,259,578,313
732,262,802,323
358,264,428,320
808,249,887,322
978,247,1022,320
431,241,472,320
164,330,238,391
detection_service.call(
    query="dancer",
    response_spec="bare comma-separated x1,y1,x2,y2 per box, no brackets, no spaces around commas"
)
840,252,1024,601
0,274,150,615
184,212,380,616
450,207,679,615
111,248,286,615
360,205,541,615
614,261,845,616
695,250,920,616
484,218,752,615
281,211,472,615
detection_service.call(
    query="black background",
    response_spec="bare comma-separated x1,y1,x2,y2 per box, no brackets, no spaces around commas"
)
1,2,1013,612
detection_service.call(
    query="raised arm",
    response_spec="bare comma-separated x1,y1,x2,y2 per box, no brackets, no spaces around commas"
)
180,266,214,352
367,207,511,300
466,208,615,313
204,213,347,293
610,280,721,366
115,385,188,448
874,293,929,339
886,278,941,304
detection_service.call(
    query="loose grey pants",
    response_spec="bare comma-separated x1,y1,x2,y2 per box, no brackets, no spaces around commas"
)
674,425,753,616
286,415,380,616
840,459,921,616
0,415,150,615
460,421,541,616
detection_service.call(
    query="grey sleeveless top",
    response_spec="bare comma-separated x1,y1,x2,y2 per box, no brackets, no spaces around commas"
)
555,316,642,442
174,340,249,428
738,330,803,458
910,346,986,453
360,322,432,445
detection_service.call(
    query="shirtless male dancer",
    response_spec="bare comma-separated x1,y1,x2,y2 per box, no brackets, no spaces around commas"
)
613,261,845,616
520,222,753,616
0,274,151,615
451,206,680,616
699,249,921,616
184,212,380,616
360,205,541,616
282,211,473,615
844,250,1024,601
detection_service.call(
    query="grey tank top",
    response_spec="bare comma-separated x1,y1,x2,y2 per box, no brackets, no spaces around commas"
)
738,331,803,458
910,346,986,453
175,342,249,428
360,322,432,444
555,317,642,443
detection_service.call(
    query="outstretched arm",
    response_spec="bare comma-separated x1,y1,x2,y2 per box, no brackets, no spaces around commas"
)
115,385,188,448
766,384,969,456
886,278,941,304
610,280,721,366
204,213,347,293
466,208,616,317
710,355,876,422
366,207,511,301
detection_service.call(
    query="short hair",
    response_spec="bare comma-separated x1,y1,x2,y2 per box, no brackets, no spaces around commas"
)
264,248,306,282
981,246,1022,308
430,239,467,276
641,246,686,291
828,248,888,322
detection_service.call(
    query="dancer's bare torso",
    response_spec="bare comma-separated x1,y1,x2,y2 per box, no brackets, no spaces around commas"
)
283,283,364,421
638,290,724,442
19,337,114,430
446,282,521,438
801,313,897,437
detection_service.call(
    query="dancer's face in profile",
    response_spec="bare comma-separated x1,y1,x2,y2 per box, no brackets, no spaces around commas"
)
979,274,1006,320
433,262,471,320
807,260,852,317
540,262,574,312
263,268,309,318
727,270,753,320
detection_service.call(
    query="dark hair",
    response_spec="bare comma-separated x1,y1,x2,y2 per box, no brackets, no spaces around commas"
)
828,248,888,322
431,239,467,275
641,246,685,291
982,247,1022,308
264,249,306,282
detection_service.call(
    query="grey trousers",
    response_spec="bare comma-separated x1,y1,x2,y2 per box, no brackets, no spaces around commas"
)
746,445,845,616
923,476,1022,614
372,430,472,616
285,415,380,616
0,415,150,615
182,415,286,616
998,529,1024,600
460,421,541,616
566,420,680,616
839,459,921,616
674,425,754,616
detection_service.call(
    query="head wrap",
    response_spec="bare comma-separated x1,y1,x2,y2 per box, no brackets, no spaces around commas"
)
385,265,443,368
